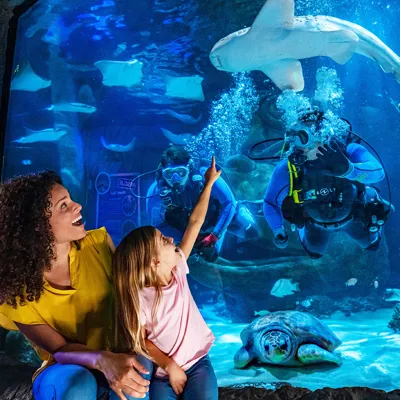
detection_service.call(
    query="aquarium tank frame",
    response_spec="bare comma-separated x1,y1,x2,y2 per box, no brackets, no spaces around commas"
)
0,0,38,179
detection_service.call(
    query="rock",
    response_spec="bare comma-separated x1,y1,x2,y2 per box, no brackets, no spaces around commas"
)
0,2,13,101
218,385,400,399
5,331,41,367
0,354,36,399
0,328,8,350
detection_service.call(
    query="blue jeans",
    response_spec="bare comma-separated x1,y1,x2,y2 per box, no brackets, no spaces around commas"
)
33,355,153,400
149,355,218,400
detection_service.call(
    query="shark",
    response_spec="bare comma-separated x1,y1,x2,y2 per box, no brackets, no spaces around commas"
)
209,0,400,91
101,136,136,152
165,109,203,125
13,127,68,144
12,102,96,117
161,128,194,145
94,59,143,88
49,102,97,114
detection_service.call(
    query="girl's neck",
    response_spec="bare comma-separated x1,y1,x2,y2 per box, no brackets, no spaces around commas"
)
157,269,173,286
51,241,71,268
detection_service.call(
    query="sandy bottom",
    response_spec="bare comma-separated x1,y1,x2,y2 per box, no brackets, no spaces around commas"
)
203,307,400,391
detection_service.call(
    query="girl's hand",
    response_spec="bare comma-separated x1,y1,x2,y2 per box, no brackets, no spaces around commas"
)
97,351,150,399
166,361,187,395
204,156,221,186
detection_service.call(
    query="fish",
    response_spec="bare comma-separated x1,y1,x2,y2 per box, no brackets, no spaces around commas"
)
114,42,127,57
345,278,358,287
61,168,81,188
389,97,400,113
373,280,379,289
165,109,203,125
10,62,51,92
13,127,68,144
209,0,400,91
77,13,98,20
270,278,300,298
254,310,269,317
101,136,136,152
115,16,126,28
163,75,205,102
300,299,313,308
25,7,57,38
161,128,194,145
94,59,143,88
384,288,400,302
42,19,81,46
90,0,115,11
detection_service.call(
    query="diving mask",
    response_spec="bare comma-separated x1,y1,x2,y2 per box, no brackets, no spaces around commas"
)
162,165,190,187
285,125,317,150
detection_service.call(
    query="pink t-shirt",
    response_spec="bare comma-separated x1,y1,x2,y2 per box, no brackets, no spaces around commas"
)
139,247,215,377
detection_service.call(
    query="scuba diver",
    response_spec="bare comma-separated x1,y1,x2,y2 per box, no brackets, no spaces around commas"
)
262,108,393,259
146,145,259,261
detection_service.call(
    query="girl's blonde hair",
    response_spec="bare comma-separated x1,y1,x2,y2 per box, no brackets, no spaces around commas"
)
112,226,163,356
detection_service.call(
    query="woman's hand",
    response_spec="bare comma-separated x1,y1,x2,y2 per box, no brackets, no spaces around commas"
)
166,361,187,395
97,351,150,399
204,156,221,186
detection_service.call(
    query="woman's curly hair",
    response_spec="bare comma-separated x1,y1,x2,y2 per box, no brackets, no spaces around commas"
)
0,171,62,307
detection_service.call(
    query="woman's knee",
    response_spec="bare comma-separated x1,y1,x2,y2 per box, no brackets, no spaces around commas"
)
33,365,97,400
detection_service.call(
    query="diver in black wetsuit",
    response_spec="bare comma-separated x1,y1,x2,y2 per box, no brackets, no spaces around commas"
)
263,109,392,259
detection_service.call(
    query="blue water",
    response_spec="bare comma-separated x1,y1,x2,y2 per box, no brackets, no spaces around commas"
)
3,0,400,392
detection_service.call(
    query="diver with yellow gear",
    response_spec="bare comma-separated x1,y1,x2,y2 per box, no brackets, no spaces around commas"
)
263,109,394,259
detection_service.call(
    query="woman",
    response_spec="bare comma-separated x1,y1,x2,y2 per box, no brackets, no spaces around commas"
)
0,171,151,400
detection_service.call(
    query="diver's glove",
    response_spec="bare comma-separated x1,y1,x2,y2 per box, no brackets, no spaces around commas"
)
194,233,219,262
199,233,219,248
273,227,288,249
308,140,352,177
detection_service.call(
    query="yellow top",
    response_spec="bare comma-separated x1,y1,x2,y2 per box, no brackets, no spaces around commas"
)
0,227,113,380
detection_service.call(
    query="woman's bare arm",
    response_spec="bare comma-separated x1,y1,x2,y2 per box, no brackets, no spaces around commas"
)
15,322,149,399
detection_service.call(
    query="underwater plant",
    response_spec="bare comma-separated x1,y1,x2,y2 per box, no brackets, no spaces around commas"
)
388,303,400,332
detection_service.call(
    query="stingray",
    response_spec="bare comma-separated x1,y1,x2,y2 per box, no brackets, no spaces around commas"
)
161,128,194,145
94,59,143,88
101,136,136,152
163,75,205,101
165,109,203,124
10,62,51,92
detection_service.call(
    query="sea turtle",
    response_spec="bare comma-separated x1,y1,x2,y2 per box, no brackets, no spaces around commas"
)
234,311,342,368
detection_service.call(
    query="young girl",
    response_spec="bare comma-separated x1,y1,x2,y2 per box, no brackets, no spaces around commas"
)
112,157,221,400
